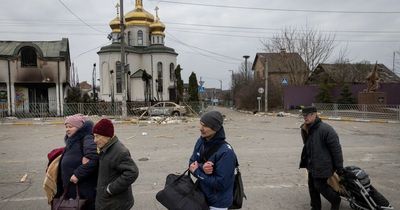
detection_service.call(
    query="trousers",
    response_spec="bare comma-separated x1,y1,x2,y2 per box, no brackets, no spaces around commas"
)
308,173,341,210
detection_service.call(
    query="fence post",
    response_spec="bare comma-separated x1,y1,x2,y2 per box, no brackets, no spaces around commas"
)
79,103,83,114
398,105,400,121
333,103,338,118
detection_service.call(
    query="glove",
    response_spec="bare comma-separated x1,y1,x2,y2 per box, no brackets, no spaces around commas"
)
336,168,344,176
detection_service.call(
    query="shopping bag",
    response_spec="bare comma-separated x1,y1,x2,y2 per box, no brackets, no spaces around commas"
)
51,184,87,210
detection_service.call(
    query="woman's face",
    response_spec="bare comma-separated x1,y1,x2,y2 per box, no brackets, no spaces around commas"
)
65,123,78,137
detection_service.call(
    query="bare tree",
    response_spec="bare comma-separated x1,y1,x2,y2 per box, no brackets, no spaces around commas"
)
262,26,335,72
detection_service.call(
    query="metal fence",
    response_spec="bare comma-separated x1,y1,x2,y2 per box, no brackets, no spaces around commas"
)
314,103,400,121
0,101,213,121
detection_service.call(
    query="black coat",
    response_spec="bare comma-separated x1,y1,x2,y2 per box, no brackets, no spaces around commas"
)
95,136,139,210
299,117,343,178
57,121,99,201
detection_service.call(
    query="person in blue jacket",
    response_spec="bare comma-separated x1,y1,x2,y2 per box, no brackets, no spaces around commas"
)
189,110,237,210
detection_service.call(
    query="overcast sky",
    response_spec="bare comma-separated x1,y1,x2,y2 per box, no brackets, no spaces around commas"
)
1,0,400,89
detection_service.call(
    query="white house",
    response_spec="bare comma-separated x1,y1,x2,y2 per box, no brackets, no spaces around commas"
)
98,0,178,103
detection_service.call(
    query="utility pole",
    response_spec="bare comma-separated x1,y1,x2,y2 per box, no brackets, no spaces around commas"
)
119,0,127,118
264,58,268,112
243,55,250,80
92,63,96,101
228,70,234,106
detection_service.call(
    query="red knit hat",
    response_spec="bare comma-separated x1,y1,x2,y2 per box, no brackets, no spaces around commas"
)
93,119,114,138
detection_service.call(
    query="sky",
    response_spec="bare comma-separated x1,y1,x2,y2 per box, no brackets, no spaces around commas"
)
1,0,400,89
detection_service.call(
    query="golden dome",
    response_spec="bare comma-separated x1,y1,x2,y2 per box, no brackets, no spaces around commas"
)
150,20,165,36
125,0,154,26
109,16,121,33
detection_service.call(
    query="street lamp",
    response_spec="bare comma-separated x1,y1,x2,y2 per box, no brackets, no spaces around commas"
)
243,55,250,80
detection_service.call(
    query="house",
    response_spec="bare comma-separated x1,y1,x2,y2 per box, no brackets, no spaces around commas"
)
0,38,70,116
308,63,400,85
98,0,178,103
252,50,309,108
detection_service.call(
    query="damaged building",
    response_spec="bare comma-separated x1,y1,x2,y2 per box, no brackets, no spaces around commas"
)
0,38,71,116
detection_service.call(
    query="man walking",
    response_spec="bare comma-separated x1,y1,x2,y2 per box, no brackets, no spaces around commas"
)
189,110,237,210
299,106,344,210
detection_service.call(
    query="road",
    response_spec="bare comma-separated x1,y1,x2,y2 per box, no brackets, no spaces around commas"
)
0,107,399,210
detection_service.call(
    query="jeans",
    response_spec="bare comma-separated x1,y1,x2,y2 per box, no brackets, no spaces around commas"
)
308,173,341,210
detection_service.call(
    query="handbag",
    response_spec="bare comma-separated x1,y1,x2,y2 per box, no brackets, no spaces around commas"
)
51,184,87,210
229,165,247,209
156,169,209,210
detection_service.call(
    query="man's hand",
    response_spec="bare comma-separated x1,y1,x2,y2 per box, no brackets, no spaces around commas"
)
203,161,214,174
70,174,79,184
189,161,199,173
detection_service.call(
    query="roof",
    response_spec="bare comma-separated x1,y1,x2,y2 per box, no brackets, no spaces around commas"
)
0,38,69,59
252,52,308,73
130,69,152,79
98,43,178,55
309,63,400,84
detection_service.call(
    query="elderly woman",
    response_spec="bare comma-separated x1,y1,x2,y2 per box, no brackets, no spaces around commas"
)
55,114,99,210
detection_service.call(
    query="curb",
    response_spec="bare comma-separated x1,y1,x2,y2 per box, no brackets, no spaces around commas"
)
319,116,400,124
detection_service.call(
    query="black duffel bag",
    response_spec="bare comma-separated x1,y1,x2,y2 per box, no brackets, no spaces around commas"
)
156,169,209,210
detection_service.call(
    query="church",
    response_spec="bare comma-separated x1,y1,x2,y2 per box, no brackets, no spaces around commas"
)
98,0,178,103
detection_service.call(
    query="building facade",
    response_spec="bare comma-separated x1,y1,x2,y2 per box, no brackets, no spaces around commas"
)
98,0,178,103
0,38,70,116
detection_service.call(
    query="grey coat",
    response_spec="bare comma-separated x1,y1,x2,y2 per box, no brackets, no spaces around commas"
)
95,136,139,210
299,117,343,178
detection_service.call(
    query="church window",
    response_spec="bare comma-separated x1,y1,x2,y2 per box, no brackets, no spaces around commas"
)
157,62,163,92
127,31,131,46
157,36,160,44
20,47,37,67
116,61,122,93
169,63,174,81
138,30,143,46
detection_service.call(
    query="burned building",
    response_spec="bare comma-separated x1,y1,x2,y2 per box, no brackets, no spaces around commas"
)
0,38,70,116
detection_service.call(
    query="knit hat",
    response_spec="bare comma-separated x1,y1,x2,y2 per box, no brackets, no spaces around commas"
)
200,111,224,131
301,106,317,116
64,114,86,128
93,119,114,138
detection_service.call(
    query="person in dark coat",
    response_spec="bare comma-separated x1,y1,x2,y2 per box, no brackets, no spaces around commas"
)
189,111,237,210
299,106,344,210
56,114,99,210
93,118,139,210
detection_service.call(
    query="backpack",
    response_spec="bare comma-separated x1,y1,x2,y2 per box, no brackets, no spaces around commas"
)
201,141,247,209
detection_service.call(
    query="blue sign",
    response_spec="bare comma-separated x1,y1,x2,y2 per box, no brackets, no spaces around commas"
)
198,86,205,93
281,78,288,85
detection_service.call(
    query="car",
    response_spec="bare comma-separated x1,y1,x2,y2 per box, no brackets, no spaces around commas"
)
132,102,187,116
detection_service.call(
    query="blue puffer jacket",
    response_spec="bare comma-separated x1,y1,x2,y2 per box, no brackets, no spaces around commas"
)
189,127,237,208
57,121,99,202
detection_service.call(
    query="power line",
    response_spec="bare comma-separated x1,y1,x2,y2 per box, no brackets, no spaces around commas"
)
73,41,111,60
167,32,239,64
167,32,242,61
155,0,400,14
57,0,107,33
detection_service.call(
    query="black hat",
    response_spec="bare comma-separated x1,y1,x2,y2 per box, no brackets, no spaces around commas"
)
200,111,223,131
301,106,317,115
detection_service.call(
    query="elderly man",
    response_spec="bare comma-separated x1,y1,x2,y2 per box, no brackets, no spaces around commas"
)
189,110,237,210
299,106,344,210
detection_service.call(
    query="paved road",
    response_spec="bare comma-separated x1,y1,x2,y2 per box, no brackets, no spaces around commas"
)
0,107,399,210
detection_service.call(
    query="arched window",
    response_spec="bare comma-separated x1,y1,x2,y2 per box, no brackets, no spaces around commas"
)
127,31,131,46
137,30,143,46
169,63,174,81
116,61,122,93
20,47,37,67
157,62,163,92
157,36,160,44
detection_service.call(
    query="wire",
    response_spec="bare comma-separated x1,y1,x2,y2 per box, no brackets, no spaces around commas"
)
73,41,112,60
58,0,107,33
167,32,242,62
155,0,400,14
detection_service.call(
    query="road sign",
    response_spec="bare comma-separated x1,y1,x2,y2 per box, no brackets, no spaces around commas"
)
198,86,205,93
258,87,264,94
281,78,288,85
